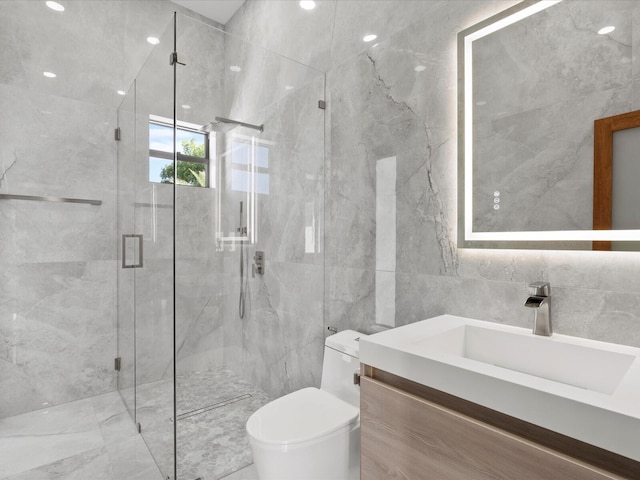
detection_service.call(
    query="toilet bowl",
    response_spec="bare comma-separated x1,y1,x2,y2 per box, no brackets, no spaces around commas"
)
246,330,365,480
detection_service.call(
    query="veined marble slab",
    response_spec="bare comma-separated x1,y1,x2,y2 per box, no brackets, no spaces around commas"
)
0,399,104,478
1,447,114,480
0,392,162,480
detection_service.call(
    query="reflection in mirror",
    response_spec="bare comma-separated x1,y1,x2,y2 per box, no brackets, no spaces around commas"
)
458,0,640,249
593,110,640,251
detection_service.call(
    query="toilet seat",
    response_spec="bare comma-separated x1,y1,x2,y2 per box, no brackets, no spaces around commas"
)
246,387,359,446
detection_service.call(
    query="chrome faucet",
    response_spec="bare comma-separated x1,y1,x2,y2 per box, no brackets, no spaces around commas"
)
524,282,552,336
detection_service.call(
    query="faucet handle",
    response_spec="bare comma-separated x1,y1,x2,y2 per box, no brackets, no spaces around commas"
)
528,282,550,296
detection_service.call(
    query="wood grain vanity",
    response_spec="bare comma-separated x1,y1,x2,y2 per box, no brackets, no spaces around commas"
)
360,366,640,480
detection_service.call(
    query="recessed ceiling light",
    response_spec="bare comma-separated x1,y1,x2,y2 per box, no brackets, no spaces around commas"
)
43,71,56,78
363,34,377,42
230,65,241,72
414,65,426,72
598,26,615,35
45,1,64,12
181,104,191,109
299,1,316,10
117,90,126,96
147,36,160,45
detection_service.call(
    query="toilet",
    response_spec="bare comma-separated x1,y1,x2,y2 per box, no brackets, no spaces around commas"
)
246,330,365,480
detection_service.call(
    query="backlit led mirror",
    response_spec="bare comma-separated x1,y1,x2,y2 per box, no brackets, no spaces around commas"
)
458,0,640,250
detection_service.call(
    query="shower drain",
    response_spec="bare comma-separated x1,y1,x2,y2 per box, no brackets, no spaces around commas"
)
176,393,253,421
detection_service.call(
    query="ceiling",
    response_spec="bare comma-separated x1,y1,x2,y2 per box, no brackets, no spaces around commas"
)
171,0,246,25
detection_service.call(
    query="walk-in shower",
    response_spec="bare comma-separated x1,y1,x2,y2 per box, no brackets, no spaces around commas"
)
115,11,326,480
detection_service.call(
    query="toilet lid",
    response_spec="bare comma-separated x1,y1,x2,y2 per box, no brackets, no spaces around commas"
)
246,387,359,445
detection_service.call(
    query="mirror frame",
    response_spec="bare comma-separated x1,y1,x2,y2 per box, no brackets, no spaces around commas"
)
457,0,640,250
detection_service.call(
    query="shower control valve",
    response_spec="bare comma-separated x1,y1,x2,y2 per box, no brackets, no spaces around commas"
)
253,251,265,276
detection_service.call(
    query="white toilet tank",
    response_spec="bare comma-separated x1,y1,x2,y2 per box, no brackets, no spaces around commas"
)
320,330,366,408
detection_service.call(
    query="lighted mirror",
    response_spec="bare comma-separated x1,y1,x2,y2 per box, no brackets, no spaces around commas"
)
458,0,640,250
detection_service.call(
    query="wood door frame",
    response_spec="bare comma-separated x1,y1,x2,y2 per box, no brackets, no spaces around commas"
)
593,109,640,250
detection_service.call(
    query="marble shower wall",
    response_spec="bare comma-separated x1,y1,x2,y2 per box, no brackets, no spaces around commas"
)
0,0,219,419
219,38,326,399
227,0,640,354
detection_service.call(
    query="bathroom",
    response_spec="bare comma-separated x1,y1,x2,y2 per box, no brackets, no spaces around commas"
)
1,0,639,479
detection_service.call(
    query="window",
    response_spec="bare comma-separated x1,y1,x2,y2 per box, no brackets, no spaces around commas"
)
148,118,215,188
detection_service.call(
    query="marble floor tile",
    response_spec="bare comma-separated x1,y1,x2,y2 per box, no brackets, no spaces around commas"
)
1,371,266,480
136,368,270,480
0,393,162,480
220,464,258,480
0,399,104,478
176,368,271,415
1,447,114,480
177,390,270,480
90,391,139,446
104,435,164,480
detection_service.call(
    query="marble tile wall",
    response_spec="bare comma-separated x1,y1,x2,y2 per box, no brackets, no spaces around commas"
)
226,0,640,358
0,0,122,415
221,67,326,399
0,391,163,480
0,0,221,419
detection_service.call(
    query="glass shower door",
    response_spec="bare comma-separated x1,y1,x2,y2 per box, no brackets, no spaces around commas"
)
116,10,326,479
116,81,137,421
172,13,326,480
116,15,177,480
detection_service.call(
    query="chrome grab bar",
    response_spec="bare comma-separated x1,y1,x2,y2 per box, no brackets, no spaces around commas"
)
0,193,101,205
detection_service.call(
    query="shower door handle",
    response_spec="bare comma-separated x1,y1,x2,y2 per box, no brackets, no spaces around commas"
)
122,234,143,268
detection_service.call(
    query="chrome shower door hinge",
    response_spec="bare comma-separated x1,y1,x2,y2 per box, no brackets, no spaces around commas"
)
114,127,121,141
137,422,142,433
114,357,121,371
318,100,326,110
169,52,186,66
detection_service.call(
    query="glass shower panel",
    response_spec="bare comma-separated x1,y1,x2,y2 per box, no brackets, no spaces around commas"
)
116,80,137,419
174,14,326,480
116,15,176,480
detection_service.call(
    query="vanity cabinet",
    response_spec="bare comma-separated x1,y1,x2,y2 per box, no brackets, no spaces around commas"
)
360,367,638,480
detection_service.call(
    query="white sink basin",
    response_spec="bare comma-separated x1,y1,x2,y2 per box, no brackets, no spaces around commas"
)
413,324,635,394
360,315,640,462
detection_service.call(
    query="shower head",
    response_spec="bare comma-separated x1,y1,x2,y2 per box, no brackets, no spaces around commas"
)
200,116,263,133
200,118,237,133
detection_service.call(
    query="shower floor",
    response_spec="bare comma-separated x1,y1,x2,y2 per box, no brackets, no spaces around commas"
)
136,368,270,480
